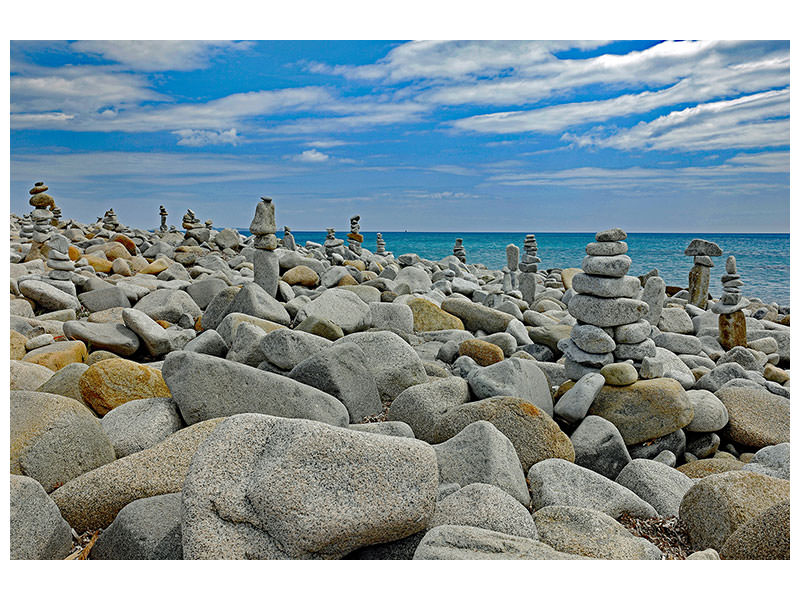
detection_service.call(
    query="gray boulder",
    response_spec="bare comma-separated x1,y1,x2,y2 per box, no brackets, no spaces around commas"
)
101,397,183,458
19,279,80,311
133,289,201,323
261,328,333,371
386,376,469,443
615,458,694,517
162,351,348,427
685,389,729,432
554,372,605,424
571,415,631,480
78,287,131,312
63,320,140,356
122,308,195,357
466,357,554,416
295,288,370,334
226,282,291,326
742,443,790,480
10,474,73,560
181,414,438,559
182,329,228,357
185,278,228,310
440,297,514,333
91,493,183,560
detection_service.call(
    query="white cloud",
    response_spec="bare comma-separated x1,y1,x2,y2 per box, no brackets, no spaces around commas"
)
293,149,330,162
69,40,253,71
303,139,349,148
174,128,240,146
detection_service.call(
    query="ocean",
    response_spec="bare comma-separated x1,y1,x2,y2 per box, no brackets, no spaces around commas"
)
237,230,790,306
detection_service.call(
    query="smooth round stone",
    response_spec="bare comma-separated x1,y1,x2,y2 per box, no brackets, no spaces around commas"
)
595,228,627,242
600,362,638,386
694,255,714,267
581,255,631,278
613,338,656,361
557,338,613,368
571,273,640,299
568,294,648,328
585,241,628,256
726,256,737,274
570,324,615,354
613,319,651,344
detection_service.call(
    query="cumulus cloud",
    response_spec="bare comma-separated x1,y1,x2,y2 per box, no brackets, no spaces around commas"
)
174,128,240,146
293,149,330,162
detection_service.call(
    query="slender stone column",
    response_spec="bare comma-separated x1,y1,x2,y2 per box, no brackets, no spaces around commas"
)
684,239,722,309
250,197,279,297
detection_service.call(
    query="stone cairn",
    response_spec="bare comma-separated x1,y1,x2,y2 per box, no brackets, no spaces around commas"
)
324,228,345,261
518,234,540,305
24,182,56,261
102,208,121,232
713,255,748,350
182,209,211,244
183,209,202,230
375,233,389,257
559,228,652,382
347,215,363,255
282,226,296,251
46,233,75,280
453,238,466,263
250,197,279,297
159,205,169,232
684,238,722,309
503,243,520,293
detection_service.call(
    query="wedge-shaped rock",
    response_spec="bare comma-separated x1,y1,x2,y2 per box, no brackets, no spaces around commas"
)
440,298,514,333
615,458,694,517
10,474,74,560
466,357,554,416
387,376,469,443
181,414,438,559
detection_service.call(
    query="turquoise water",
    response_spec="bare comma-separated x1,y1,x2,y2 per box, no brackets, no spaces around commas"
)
239,231,790,305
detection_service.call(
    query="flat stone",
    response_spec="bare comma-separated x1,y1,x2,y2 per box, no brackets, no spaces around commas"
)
570,323,616,354
595,228,627,242
440,297,514,334
653,332,702,355
19,279,80,311
181,413,438,559
570,273,640,298
133,288,201,323
612,338,656,361
63,320,140,356
568,294,648,328
558,338,614,368
684,239,722,257
613,319,651,344
641,276,666,325
78,287,131,312
581,254,631,277
528,458,657,519
10,474,73,559
433,396,574,472
585,241,628,256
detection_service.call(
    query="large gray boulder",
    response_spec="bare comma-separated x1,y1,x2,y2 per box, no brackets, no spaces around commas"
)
101,397,183,458
133,289,202,323
428,483,538,539
288,342,382,422
162,351,348,426
295,288,370,334
19,279,80,311
261,328,333,371
742,443,790,480
91,493,183,560
433,420,530,506
466,357,554,416
225,283,291,326
386,376,469,443
528,458,658,519
615,458,694,517
181,414,439,559
333,331,428,402
440,298,515,333
10,474,73,560
570,415,631,480
412,525,583,560
62,320,140,356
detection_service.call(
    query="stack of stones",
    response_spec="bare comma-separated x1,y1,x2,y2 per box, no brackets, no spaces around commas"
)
560,228,651,381
250,197,279,297
51,205,62,226
282,226,296,251
544,269,563,289
26,182,56,260
684,238,722,309
324,228,345,261
503,243,519,293
182,209,201,230
375,233,389,257
518,234,540,305
713,255,749,350
347,215,363,255
204,219,213,229
453,238,466,263
102,209,120,231
45,233,75,280
183,210,210,244
159,206,168,232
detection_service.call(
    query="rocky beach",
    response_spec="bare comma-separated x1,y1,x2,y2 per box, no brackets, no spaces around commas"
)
9,185,790,560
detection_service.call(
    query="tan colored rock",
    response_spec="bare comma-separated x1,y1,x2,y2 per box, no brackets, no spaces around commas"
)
79,358,170,416
111,258,132,276
679,470,789,550
130,256,149,272
343,259,366,271
337,273,358,286
763,363,789,384
87,306,126,324
86,350,120,365
407,297,464,332
10,329,27,360
677,457,744,478
560,268,582,290
67,245,82,261
719,501,790,560
281,265,319,287
50,418,223,531
139,257,170,275
718,311,746,351
85,255,113,273
458,339,504,366
111,233,137,254
22,340,87,371
587,378,693,445
715,387,789,449
10,360,54,391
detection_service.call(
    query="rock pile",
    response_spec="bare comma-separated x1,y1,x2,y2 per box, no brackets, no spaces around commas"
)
158,206,168,232
376,232,389,257
713,255,748,350
518,233,540,305
685,239,722,309
347,215,363,254
453,238,466,263
250,197,279,298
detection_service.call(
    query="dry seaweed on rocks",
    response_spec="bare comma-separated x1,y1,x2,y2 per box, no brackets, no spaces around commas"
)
617,513,692,560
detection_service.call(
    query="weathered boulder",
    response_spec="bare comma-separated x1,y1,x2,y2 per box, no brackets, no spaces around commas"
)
10,474,73,560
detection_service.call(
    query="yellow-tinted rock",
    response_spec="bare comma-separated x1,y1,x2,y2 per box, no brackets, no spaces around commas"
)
79,358,170,416
139,257,170,275
155,319,171,329
87,306,126,324
86,350,119,365
98,241,132,261
130,256,149,273
343,260,366,271
85,255,113,273
22,340,87,371
111,234,137,254
459,339,504,366
361,270,377,281
67,245,82,261
408,297,465,332
337,274,358,286
561,268,583,290
281,265,319,287
763,363,789,384
678,458,744,478
10,329,27,360
111,258,132,276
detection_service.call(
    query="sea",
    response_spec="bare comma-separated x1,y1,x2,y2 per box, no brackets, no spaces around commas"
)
236,231,790,306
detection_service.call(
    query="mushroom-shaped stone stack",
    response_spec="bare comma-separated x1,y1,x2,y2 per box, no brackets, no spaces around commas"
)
684,238,723,309
712,255,748,350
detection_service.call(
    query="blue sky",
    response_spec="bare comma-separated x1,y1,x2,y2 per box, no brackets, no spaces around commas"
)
9,40,790,232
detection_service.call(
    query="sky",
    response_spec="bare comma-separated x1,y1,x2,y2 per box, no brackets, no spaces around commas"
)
9,40,790,232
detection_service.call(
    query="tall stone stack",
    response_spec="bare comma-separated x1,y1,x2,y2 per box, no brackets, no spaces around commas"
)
375,233,389,256
453,238,466,263
159,205,169,232
24,182,56,261
713,255,749,350
102,209,120,231
684,238,722,309
324,228,345,260
347,215,363,255
560,228,651,381
46,233,75,280
250,197,279,297
518,234,540,305
282,226,296,251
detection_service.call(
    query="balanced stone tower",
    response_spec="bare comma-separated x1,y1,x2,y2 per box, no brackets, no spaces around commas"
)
684,238,722,309
560,228,651,381
518,234,540,305
25,182,55,261
453,238,466,263
503,243,520,293
375,233,389,256
250,197,279,297
159,205,168,232
713,255,748,350
324,228,345,261
282,226,296,251
102,208,120,231
183,209,201,230
46,233,75,280
347,215,363,255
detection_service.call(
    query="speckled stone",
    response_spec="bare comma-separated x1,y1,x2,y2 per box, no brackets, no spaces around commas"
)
719,501,790,560
407,298,465,332
458,339,505,366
